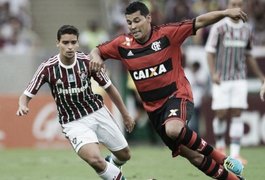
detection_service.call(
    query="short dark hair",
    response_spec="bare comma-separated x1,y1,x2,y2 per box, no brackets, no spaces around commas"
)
125,1,150,16
57,25,79,41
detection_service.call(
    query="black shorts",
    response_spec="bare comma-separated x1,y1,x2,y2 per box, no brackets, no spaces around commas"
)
147,97,194,154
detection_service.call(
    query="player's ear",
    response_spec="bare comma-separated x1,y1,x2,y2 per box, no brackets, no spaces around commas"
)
56,40,59,47
146,14,152,23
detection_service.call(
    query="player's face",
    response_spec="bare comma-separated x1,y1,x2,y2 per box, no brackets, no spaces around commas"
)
125,10,152,43
228,0,243,9
57,34,79,61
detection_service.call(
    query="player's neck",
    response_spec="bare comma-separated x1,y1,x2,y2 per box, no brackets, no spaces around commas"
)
60,55,75,66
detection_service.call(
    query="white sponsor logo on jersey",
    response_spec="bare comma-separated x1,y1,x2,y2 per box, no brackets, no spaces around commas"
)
133,64,167,80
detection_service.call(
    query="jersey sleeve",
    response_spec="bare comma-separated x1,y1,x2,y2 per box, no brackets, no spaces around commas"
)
165,19,195,45
205,24,219,53
24,63,48,97
97,36,123,60
92,69,112,89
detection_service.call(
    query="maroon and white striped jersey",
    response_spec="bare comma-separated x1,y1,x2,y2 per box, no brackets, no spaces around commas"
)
205,17,252,81
24,52,111,124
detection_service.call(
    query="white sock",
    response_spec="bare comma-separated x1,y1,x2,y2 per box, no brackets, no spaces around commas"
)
98,162,123,180
212,117,227,149
229,116,243,157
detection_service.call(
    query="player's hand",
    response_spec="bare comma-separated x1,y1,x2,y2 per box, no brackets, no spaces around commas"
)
122,114,135,133
260,81,265,101
16,105,29,116
212,72,221,85
225,8,248,22
89,54,105,73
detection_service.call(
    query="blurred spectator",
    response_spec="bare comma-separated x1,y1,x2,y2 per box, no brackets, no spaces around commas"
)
79,20,109,53
1,16,38,54
0,0,38,53
185,61,209,134
249,0,265,46
142,0,164,25
164,0,194,23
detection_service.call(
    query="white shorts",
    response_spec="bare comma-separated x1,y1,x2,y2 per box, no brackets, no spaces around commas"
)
211,80,248,110
62,106,128,153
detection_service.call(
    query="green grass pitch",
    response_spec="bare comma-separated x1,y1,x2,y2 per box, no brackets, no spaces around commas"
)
0,145,264,180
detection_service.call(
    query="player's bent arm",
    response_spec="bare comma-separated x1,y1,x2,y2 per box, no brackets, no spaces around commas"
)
195,8,247,31
246,55,265,101
207,52,220,84
105,84,135,132
246,55,265,82
89,48,105,73
16,94,32,116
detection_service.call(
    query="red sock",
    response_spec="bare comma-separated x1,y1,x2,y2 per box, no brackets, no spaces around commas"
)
198,156,239,180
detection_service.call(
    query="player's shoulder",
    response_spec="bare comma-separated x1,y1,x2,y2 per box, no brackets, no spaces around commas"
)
154,20,194,32
41,54,59,67
213,18,227,29
76,51,89,60
100,33,134,47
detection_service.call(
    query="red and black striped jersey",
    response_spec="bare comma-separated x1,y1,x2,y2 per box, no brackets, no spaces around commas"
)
205,17,252,80
24,51,111,124
98,20,196,112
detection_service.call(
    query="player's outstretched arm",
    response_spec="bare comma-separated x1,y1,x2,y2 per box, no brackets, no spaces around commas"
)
195,8,247,30
89,48,105,73
105,84,135,133
16,94,31,116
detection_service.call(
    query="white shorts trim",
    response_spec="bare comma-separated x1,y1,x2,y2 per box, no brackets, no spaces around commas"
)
211,80,248,110
62,106,128,153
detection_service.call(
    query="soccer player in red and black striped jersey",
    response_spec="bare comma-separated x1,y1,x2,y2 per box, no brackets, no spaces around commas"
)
89,1,254,180
16,25,135,180
205,0,265,166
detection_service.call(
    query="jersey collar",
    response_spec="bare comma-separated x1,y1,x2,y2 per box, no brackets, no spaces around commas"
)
225,17,244,29
58,53,77,69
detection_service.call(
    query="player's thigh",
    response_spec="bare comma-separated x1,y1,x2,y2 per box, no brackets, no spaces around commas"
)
96,107,128,152
78,143,102,163
211,82,231,110
230,80,248,109
62,118,99,153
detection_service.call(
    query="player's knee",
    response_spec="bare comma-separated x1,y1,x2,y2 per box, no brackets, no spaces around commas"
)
86,156,106,172
114,147,131,161
166,128,180,139
165,121,184,139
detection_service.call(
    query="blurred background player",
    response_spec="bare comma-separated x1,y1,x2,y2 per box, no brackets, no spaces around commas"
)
79,20,109,53
16,25,135,180
205,0,265,165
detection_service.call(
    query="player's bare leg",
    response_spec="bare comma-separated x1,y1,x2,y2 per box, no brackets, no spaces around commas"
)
106,147,131,168
78,143,125,179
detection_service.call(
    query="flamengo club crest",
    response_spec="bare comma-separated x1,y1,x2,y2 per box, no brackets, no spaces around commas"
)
151,41,161,51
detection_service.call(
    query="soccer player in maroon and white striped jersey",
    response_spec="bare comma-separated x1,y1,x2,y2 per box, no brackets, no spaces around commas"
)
89,1,253,179
16,25,135,180
205,0,265,166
